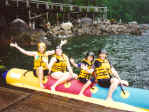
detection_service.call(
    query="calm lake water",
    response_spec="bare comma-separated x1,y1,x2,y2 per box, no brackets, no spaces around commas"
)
1,30,149,89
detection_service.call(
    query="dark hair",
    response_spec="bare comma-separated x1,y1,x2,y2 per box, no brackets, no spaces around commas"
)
85,52,95,61
98,49,108,54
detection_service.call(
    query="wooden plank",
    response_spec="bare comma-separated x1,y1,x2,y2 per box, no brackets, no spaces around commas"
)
0,86,147,112
0,87,30,111
0,89,128,112
9,83,146,112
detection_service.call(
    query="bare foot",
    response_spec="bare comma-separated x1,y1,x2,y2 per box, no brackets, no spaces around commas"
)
51,86,56,91
79,93,84,96
106,97,113,102
40,83,45,88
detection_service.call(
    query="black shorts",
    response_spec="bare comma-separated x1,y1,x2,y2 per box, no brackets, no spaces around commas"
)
91,78,111,88
97,78,111,88
78,78,88,84
33,69,49,77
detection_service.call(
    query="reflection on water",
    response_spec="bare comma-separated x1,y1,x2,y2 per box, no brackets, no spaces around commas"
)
1,31,149,89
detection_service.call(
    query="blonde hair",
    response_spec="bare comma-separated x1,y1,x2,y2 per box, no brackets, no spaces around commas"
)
37,42,46,51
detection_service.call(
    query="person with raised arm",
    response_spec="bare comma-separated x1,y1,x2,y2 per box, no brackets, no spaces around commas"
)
10,40,66,88
48,41,77,91
70,52,95,95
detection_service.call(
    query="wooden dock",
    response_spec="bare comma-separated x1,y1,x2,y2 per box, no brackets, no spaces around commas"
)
0,86,130,112
0,0,107,25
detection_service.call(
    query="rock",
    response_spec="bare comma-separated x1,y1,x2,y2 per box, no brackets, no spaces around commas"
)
103,19,111,25
79,17,92,25
127,22,142,35
61,22,73,30
30,29,51,45
8,18,32,44
29,20,146,40
53,26,61,32
128,21,138,25
100,24,106,31
139,24,149,31
10,18,29,33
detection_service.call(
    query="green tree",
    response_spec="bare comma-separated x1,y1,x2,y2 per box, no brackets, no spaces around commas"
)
37,0,149,23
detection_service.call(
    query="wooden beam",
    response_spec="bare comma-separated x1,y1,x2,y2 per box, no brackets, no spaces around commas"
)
30,12,47,20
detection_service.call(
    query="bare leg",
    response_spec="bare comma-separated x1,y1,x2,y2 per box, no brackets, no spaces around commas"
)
120,80,129,86
36,67,44,88
51,72,72,91
106,78,119,100
79,80,92,96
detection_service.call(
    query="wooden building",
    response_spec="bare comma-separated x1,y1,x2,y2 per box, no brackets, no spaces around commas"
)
0,0,108,27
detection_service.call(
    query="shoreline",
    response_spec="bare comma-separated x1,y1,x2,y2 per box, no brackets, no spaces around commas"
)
0,19,149,46
43,21,149,39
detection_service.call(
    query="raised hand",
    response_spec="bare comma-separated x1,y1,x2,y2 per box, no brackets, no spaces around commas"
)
60,40,67,47
70,58,75,64
70,58,78,68
10,42,18,48
120,80,129,86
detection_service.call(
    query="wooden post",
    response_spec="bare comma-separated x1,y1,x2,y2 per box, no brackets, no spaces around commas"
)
5,0,9,6
46,12,49,22
93,12,95,22
60,5,63,12
26,0,30,8
32,21,35,30
28,8,31,20
28,0,31,28
16,0,19,8
56,12,59,25
103,7,107,20
36,3,39,9
45,2,49,10
15,0,19,18
105,7,107,19
70,6,73,11
67,12,70,22
63,12,64,22
29,21,32,29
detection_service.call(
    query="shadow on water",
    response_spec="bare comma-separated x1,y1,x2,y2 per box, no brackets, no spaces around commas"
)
1,31,149,89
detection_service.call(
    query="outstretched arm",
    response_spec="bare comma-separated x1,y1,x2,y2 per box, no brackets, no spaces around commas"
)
59,40,67,48
111,66,121,80
66,56,74,75
10,43,36,56
46,50,55,56
70,58,78,68
111,66,129,86
48,57,57,74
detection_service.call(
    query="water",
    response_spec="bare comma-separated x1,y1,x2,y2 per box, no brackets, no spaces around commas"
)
1,30,149,89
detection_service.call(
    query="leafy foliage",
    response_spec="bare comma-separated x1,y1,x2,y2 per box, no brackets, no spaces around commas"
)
40,0,149,23
102,0,149,23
